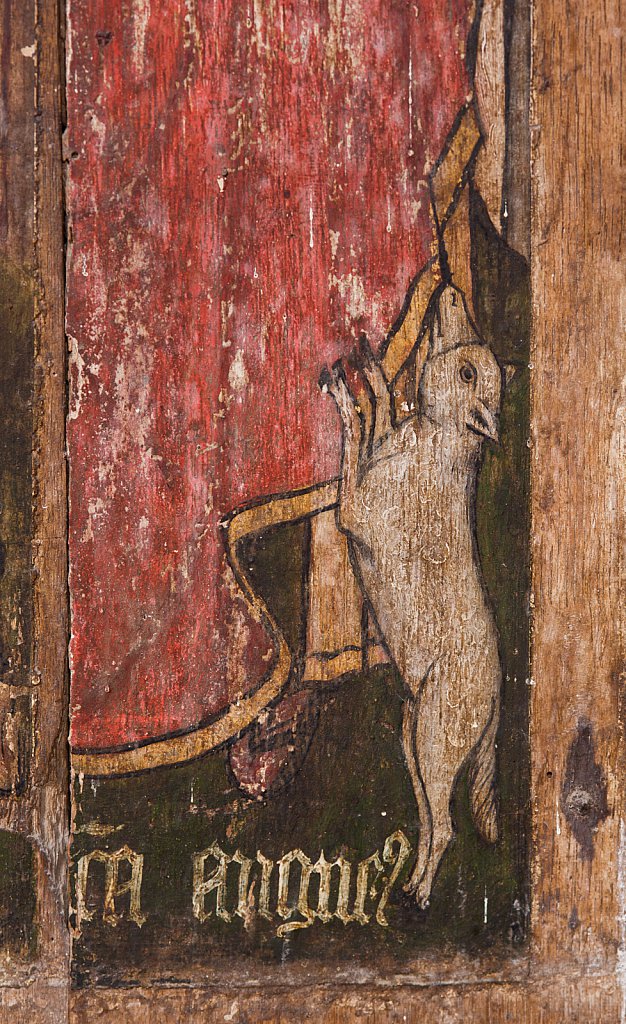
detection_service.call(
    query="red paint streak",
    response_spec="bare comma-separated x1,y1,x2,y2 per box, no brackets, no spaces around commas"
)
66,0,472,750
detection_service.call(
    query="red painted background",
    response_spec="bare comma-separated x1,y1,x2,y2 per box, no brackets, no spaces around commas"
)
66,0,472,752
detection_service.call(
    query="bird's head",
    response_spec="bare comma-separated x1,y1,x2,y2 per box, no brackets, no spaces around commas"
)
418,285,503,445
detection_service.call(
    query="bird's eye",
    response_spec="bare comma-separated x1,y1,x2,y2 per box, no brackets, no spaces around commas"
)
459,361,477,384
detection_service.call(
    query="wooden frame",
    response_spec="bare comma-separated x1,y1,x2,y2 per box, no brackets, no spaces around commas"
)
0,0,623,1019
0,0,68,1020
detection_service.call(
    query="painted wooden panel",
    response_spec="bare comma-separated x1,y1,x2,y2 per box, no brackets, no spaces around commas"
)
65,0,532,986
0,0,622,1019
66,0,473,757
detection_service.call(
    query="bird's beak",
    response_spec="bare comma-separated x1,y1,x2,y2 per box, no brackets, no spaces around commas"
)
466,401,500,444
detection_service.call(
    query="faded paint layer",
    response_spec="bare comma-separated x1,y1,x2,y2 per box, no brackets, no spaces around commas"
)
66,0,473,751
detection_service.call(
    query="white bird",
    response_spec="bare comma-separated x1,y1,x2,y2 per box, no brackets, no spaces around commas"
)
320,283,503,907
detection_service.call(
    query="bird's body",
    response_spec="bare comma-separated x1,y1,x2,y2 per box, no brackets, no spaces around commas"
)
354,414,498,691
321,284,503,905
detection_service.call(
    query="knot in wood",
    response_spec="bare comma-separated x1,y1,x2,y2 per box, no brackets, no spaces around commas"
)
564,787,596,820
561,719,609,861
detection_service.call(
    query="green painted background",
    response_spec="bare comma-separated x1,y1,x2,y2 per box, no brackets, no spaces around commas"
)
0,258,37,955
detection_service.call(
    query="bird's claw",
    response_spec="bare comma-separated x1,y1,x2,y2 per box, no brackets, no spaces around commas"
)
403,872,431,909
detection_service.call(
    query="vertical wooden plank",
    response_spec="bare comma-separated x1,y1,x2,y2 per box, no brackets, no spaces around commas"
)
0,0,39,968
31,0,69,973
0,0,36,797
531,0,625,972
0,0,68,1017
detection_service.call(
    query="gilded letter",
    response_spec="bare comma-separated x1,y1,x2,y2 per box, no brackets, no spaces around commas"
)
276,848,314,935
76,845,146,927
232,849,254,921
256,851,274,921
192,842,231,922
352,851,384,925
376,830,412,926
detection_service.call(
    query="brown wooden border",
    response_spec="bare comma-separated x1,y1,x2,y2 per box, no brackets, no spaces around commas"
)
68,974,622,1024
529,0,624,974
0,0,69,1016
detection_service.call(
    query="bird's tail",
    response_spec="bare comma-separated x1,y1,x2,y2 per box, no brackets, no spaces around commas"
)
468,703,500,844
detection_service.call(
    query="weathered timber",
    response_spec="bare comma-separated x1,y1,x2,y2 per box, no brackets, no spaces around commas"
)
67,973,623,1024
0,0,69,1013
530,0,625,972
0,0,623,1020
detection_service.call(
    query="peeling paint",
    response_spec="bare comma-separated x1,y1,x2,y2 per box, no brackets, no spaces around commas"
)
131,0,151,74
329,270,368,321
66,0,474,753
68,333,87,422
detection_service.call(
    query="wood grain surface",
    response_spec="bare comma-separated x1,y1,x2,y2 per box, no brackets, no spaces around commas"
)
67,974,623,1024
0,0,623,1020
0,0,69,1015
530,0,625,971
0,0,36,803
